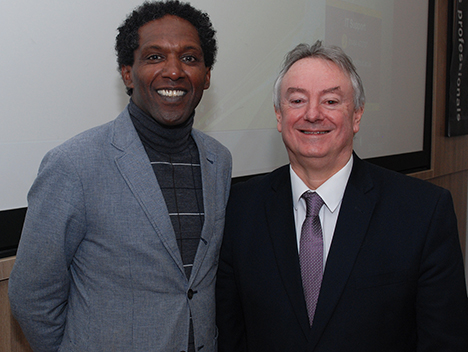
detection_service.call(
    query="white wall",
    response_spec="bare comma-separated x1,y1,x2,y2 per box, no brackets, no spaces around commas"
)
0,0,430,210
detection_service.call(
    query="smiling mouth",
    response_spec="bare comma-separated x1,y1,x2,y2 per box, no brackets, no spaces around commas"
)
157,89,186,98
302,130,329,135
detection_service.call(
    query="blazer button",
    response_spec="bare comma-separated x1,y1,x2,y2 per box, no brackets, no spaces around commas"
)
188,289,194,299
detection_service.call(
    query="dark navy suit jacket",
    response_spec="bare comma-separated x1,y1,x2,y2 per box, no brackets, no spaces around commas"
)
216,155,468,351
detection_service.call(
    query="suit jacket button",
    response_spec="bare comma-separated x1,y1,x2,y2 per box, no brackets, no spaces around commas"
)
188,289,194,299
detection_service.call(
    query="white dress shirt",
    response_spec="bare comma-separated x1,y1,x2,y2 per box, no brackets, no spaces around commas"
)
290,155,353,266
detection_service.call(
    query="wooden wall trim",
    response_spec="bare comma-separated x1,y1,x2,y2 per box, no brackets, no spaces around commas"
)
0,257,15,282
411,0,468,262
432,0,468,177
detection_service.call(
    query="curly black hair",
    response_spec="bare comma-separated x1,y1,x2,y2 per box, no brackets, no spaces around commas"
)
116,0,217,95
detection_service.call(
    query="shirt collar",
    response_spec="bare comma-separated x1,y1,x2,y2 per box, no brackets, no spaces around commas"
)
290,155,353,213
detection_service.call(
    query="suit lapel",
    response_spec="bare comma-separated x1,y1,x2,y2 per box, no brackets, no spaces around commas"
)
111,111,184,272
188,131,218,284
265,166,312,338
308,156,376,350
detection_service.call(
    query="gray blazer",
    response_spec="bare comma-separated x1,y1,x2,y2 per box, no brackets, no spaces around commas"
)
9,107,232,352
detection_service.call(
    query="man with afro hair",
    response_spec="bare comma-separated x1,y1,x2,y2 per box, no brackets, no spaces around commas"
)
9,2,231,351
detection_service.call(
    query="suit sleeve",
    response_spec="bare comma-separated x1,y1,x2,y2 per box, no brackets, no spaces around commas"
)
8,148,87,352
216,188,248,352
416,189,468,350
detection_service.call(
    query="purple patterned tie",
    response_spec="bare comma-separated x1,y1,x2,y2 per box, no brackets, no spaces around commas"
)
300,191,324,326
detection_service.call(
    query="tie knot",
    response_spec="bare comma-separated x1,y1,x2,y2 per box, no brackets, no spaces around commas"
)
302,191,324,218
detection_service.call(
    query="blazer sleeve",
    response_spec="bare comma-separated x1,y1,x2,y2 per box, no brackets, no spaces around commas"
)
416,189,468,350
8,147,87,352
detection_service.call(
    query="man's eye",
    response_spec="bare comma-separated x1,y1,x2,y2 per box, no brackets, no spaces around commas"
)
291,99,303,104
147,54,163,60
182,55,197,63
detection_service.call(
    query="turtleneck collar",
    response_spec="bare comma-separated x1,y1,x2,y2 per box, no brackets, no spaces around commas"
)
128,99,195,154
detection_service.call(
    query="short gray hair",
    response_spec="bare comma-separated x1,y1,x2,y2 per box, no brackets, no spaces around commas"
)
273,40,365,111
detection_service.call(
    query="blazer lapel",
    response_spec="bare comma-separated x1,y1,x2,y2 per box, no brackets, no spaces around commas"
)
308,156,376,349
266,166,312,338
187,131,218,284
111,111,184,272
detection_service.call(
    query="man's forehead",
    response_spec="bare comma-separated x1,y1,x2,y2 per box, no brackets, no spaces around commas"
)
282,59,351,93
285,86,343,95
137,15,201,45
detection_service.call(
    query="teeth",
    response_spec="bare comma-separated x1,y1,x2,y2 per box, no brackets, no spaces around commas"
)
157,89,185,97
303,131,328,134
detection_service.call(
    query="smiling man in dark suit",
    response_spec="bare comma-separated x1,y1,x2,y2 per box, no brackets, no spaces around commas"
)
216,41,468,351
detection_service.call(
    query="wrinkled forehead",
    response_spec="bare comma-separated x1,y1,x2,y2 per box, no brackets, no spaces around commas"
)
282,57,353,94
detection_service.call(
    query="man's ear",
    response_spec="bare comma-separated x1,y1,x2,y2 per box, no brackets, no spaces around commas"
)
203,68,211,90
121,66,134,89
275,105,283,133
353,105,364,134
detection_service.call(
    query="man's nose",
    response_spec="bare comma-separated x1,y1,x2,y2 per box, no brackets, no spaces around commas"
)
303,102,323,122
162,56,184,80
